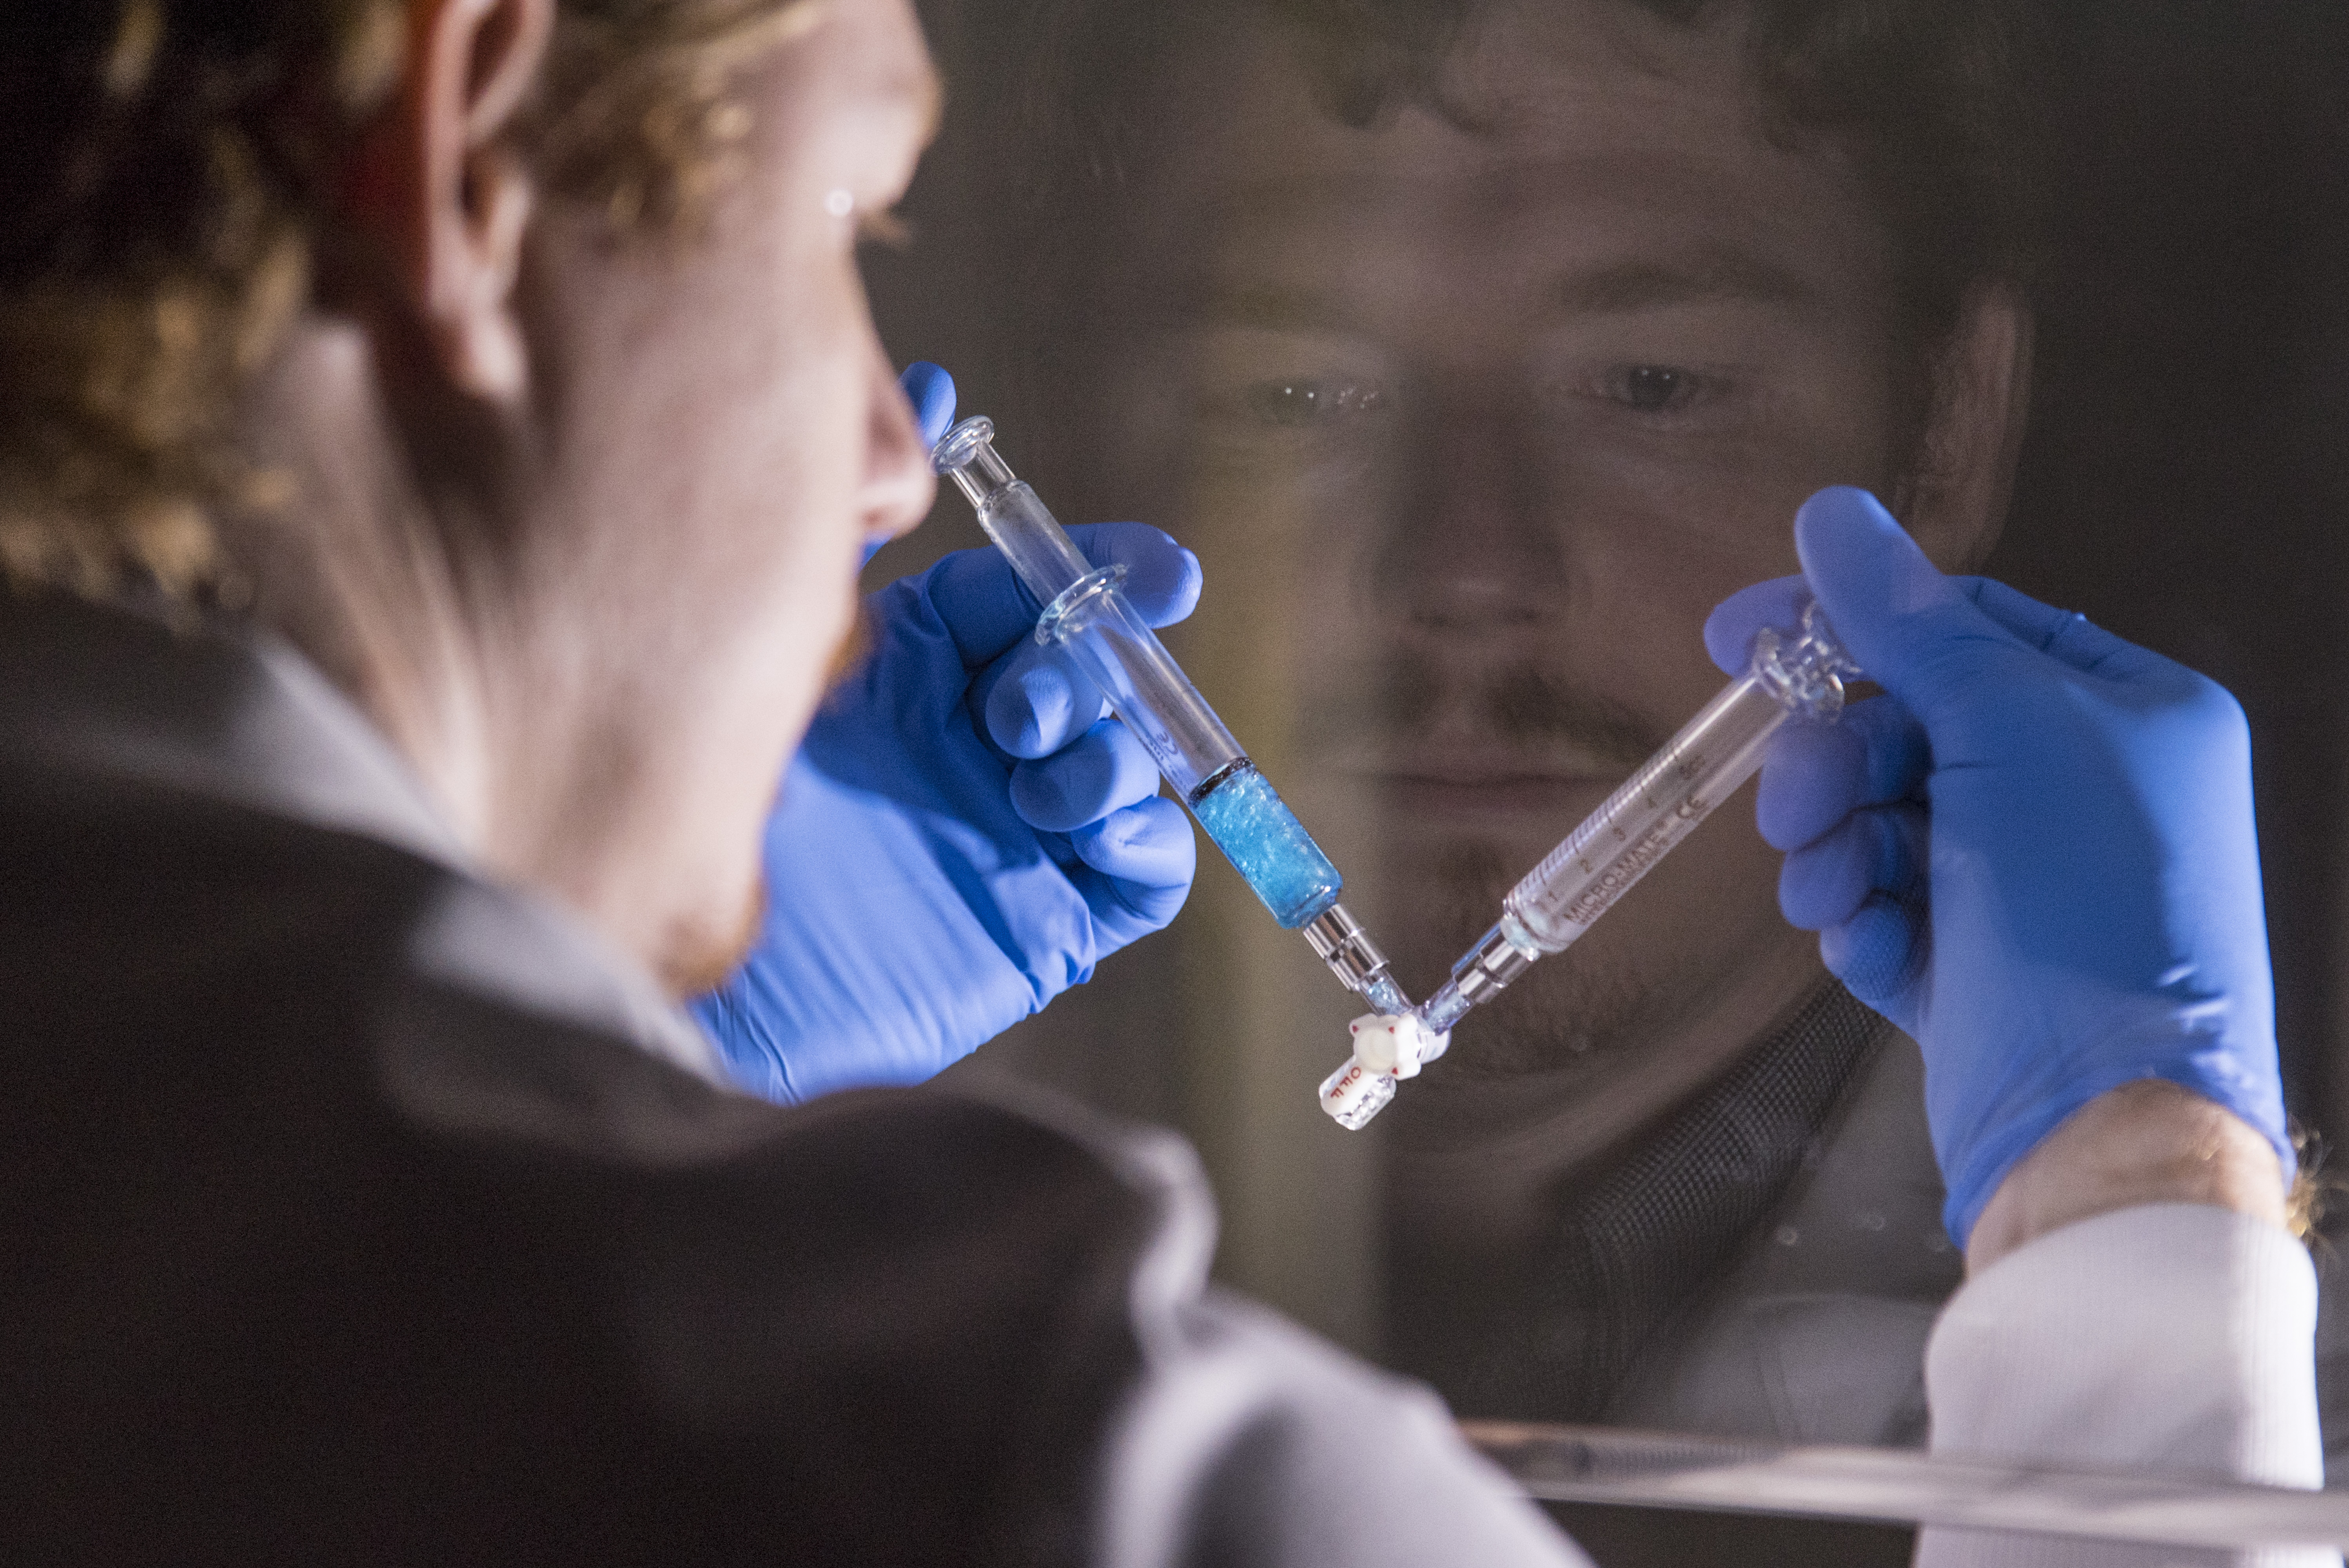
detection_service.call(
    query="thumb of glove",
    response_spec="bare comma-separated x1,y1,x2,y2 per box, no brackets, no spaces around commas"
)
902,361,958,448
1793,487,2014,720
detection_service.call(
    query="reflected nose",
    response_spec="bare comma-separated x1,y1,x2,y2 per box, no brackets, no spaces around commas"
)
1375,371,1566,637
859,339,935,547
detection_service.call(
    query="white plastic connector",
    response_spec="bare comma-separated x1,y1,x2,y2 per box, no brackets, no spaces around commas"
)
1317,1013,1454,1131
1348,1012,1446,1079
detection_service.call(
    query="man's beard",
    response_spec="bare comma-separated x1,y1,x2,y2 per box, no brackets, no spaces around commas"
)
1341,651,1684,1082
1300,650,1662,764
1394,838,1685,1084
824,599,874,692
657,870,768,1000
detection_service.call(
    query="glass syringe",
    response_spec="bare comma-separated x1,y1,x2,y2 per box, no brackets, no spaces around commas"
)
933,415,1409,1014
1317,600,1862,1129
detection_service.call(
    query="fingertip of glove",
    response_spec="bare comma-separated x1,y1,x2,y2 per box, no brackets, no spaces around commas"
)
1068,522,1205,626
1793,487,1903,577
1754,724,1863,850
1156,544,1205,625
1113,793,1197,858
900,361,958,449
1821,898,1921,1012
1778,829,1868,929
1794,484,1893,530
1074,796,1198,889
1792,485,1950,621
988,657,1078,758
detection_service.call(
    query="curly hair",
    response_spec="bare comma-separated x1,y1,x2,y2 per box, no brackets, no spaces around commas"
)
0,0,821,601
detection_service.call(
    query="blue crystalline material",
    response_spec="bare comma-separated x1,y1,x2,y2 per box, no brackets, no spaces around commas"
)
1190,765,1342,929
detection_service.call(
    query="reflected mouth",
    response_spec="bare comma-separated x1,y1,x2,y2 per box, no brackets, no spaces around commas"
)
1344,746,1641,821
1300,660,1665,822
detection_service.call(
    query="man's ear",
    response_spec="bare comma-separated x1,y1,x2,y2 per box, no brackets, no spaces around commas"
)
347,0,554,404
1896,283,2034,573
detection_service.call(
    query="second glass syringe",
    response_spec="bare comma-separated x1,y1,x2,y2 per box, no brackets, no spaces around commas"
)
933,414,1409,1014
1318,600,1862,1128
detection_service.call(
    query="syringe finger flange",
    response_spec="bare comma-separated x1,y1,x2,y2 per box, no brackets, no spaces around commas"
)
1751,600,1863,719
1035,563,1130,646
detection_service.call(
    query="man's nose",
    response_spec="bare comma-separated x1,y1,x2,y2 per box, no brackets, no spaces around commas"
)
1373,371,1567,637
859,341,935,547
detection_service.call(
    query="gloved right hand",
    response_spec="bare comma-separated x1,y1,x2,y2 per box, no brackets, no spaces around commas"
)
1705,487,2292,1245
690,522,1201,1103
689,364,1200,1102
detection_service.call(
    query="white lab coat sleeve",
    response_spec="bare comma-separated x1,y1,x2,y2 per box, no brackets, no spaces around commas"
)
1917,1203,2337,1568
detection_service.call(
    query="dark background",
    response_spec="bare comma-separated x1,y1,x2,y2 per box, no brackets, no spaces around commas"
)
1988,0,2349,1153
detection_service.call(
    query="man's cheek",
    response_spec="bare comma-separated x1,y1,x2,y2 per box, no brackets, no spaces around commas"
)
1572,541,1788,692
1561,441,1844,578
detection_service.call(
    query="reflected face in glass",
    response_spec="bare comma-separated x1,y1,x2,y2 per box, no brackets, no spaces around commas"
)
1107,1,1917,1145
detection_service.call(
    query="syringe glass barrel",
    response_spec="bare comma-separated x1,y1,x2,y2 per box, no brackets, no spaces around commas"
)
1424,601,1861,1034
1316,601,1858,1130
933,416,1409,1014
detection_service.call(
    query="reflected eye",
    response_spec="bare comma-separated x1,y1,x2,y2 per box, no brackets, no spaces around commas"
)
1242,379,1387,427
1602,365,1701,413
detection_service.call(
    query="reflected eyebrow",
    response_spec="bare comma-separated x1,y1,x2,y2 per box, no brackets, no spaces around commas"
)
1554,250,1812,315
1192,283,1353,334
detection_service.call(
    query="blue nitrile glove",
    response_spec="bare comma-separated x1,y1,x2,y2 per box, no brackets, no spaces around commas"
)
1705,486,2291,1244
690,364,1200,1102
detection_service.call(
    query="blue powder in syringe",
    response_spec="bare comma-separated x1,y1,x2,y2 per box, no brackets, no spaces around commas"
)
1190,764,1343,929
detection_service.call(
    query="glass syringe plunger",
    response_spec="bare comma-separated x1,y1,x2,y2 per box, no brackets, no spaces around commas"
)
933,416,1409,1014
1318,600,1862,1129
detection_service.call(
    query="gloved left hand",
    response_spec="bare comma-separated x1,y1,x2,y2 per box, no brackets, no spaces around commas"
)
1705,488,2292,1244
690,366,1200,1102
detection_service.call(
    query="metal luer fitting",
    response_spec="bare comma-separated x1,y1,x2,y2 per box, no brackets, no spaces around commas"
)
1303,903,1392,996
1450,918,1541,1008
